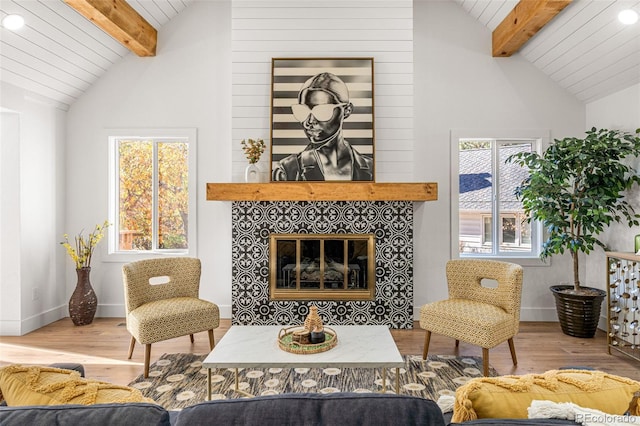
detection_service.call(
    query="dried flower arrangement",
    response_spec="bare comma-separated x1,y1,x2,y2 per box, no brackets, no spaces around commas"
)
60,221,110,269
241,138,266,164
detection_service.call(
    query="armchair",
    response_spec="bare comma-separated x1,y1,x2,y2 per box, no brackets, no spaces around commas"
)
122,257,219,378
420,259,523,376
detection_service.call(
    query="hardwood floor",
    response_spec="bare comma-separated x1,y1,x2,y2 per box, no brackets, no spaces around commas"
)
1,318,638,386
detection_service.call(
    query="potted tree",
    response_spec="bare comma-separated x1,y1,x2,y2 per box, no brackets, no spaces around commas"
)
508,128,640,338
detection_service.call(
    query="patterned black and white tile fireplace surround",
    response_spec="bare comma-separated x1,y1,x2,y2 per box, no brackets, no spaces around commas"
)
231,200,414,328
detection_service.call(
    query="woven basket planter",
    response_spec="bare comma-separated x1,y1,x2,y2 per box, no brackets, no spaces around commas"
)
550,285,606,338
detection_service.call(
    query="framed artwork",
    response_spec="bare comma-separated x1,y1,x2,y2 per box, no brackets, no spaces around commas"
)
270,58,375,182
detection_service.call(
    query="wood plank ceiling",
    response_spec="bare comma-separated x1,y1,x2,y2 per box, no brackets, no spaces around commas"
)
1,0,638,109
0,0,191,108
455,0,640,103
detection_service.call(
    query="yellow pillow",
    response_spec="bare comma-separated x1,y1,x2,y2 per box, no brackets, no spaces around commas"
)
452,369,640,422
0,365,156,406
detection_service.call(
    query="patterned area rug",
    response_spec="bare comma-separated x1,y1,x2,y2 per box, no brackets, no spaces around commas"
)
128,353,497,410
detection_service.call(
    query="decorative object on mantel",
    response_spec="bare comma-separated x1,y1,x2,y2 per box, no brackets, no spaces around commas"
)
278,305,336,354
60,220,110,326
636,234,640,255
241,138,266,183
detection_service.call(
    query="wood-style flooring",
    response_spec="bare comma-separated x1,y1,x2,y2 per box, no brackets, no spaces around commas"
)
1,318,638,385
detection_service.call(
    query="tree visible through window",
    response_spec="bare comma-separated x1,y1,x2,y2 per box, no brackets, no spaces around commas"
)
112,135,192,253
458,138,538,257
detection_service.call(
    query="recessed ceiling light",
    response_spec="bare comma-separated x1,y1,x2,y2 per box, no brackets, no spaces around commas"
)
2,14,25,30
618,9,639,25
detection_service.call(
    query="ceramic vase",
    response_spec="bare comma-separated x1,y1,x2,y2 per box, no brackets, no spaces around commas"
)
245,163,260,183
69,267,98,326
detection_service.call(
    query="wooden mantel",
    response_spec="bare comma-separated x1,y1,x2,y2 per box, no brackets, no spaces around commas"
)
206,182,437,202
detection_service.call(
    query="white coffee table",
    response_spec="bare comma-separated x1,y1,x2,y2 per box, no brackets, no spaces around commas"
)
202,325,404,399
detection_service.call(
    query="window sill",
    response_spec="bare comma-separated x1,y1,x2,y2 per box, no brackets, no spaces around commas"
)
459,254,549,267
104,251,195,263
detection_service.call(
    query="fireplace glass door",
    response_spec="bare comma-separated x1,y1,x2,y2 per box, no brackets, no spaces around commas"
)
270,234,375,301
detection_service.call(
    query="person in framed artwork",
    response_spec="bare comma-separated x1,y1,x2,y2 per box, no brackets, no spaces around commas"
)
272,72,373,181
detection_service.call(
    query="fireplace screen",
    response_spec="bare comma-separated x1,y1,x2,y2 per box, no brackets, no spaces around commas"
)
270,234,375,301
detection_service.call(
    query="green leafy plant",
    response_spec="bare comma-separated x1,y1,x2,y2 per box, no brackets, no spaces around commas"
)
508,128,640,292
61,221,111,269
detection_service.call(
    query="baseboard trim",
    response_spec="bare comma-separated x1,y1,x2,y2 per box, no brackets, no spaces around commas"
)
1,305,67,336
0,320,21,336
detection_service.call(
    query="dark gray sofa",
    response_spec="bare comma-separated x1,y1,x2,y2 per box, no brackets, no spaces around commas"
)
0,402,171,426
0,393,444,426
175,393,446,425
0,392,581,426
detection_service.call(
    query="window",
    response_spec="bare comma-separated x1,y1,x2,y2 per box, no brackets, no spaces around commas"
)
108,129,197,256
452,131,545,259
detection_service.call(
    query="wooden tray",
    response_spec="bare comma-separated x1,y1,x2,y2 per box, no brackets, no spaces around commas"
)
278,326,338,354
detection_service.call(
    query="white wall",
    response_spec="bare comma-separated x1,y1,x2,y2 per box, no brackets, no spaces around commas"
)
412,0,586,321
65,1,234,319
584,83,640,314
231,0,414,182
586,84,640,134
0,82,67,335
1,109,21,333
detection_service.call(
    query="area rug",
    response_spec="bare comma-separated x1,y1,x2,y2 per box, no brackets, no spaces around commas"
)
128,353,498,410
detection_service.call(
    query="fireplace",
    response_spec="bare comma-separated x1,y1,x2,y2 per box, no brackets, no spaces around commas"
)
270,233,375,301
231,200,414,328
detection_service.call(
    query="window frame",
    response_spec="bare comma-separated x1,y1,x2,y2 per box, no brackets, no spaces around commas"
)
106,128,197,261
450,129,549,266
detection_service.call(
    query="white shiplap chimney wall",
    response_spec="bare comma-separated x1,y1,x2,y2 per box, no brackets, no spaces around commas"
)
231,0,414,182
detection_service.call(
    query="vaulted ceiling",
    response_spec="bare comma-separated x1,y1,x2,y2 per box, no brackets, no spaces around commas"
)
1,0,638,109
0,0,192,108
454,0,640,103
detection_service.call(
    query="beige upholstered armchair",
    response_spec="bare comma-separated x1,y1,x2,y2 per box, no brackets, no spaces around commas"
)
122,257,220,377
420,259,523,376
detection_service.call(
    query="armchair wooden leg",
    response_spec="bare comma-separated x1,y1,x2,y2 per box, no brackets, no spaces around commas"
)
507,338,518,366
208,329,215,350
422,330,431,360
128,336,136,359
482,348,489,377
144,344,151,378
190,334,194,344
455,340,460,348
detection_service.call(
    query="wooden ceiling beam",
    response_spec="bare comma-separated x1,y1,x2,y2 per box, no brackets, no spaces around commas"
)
64,0,157,57
492,0,572,57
